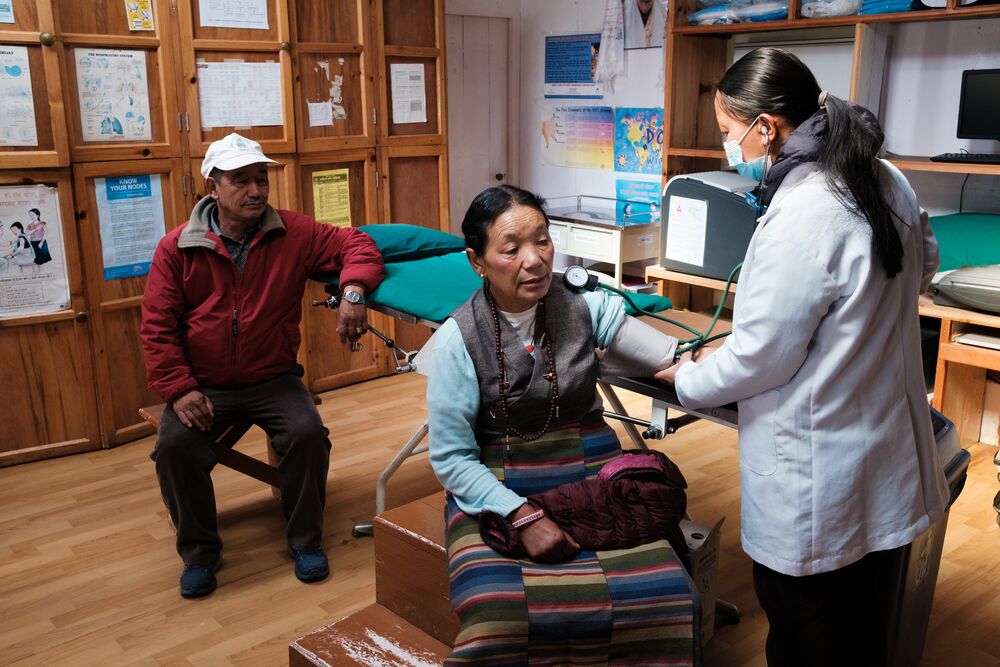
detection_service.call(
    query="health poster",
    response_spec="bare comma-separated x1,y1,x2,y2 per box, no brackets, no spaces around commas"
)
75,48,152,142
540,106,613,170
95,174,165,280
124,0,154,31
0,46,37,147
616,179,661,224
0,185,71,318
0,2,12,23
544,33,603,99
614,107,664,175
312,169,351,228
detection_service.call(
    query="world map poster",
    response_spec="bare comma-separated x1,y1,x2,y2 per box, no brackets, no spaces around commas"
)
614,107,664,175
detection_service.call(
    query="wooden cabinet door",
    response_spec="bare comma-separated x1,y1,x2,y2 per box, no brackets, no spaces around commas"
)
0,1,70,167
375,0,447,148
177,0,296,157
0,168,100,464
53,0,183,162
290,0,376,153
71,158,186,446
297,148,385,391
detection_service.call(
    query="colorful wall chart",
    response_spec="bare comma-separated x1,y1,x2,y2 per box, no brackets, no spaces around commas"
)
540,106,613,170
616,179,661,225
614,107,664,175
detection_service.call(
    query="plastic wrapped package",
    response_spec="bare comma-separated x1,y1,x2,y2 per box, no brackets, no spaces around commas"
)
688,0,788,24
801,0,861,16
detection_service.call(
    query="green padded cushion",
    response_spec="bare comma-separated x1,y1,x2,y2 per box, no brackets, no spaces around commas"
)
357,223,466,262
930,213,1000,272
325,251,672,324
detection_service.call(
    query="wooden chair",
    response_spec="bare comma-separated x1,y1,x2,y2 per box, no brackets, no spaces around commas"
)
138,394,322,500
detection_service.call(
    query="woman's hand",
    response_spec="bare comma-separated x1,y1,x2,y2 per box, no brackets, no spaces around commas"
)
511,503,579,563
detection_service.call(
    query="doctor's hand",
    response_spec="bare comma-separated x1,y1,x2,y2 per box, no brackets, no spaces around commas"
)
172,390,215,432
513,504,580,563
656,345,717,384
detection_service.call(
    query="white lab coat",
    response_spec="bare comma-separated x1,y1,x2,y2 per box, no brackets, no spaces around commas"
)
675,160,950,577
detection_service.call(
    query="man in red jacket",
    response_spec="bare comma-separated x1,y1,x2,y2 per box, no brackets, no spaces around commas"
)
141,133,384,598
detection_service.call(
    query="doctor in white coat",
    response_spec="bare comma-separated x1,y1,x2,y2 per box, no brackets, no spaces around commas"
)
659,48,950,667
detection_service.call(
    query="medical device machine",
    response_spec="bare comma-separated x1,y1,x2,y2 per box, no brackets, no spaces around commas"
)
930,264,1000,314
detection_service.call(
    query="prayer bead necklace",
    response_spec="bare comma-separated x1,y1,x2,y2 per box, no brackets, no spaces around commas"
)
488,294,560,442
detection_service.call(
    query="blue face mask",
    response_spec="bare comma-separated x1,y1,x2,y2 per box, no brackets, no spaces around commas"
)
723,116,769,182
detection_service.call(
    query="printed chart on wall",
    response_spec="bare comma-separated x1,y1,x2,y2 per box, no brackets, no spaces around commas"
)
616,179,661,225
0,46,37,146
197,60,283,128
0,2,13,23
0,185,70,318
544,33,603,99
540,106,613,170
95,174,165,280
389,63,427,125
614,107,663,175
124,0,155,31
199,0,269,30
75,49,152,142
312,169,351,227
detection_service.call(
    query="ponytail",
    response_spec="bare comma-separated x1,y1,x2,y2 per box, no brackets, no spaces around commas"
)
718,47,903,278
820,94,902,277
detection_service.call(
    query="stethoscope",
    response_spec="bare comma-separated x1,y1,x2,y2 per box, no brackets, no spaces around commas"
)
563,263,739,354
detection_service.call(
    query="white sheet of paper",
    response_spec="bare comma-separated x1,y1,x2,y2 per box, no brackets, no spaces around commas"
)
75,48,152,142
0,46,37,146
199,0,268,30
0,3,13,23
197,61,282,128
665,195,707,267
307,101,333,127
390,63,427,125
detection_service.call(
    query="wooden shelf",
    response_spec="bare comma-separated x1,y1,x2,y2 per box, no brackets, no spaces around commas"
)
673,5,1000,34
939,341,1000,373
919,295,1000,328
668,147,726,159
646,266,739,293
887,155,1000,176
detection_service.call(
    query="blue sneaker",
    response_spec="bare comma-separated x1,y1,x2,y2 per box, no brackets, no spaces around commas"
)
289,548,329,582
179,559,221,598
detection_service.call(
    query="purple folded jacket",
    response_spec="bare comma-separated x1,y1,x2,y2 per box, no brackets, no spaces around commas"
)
479,449,688,563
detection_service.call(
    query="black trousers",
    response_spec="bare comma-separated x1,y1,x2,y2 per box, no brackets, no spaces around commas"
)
151,372,331,566
753,546,903,667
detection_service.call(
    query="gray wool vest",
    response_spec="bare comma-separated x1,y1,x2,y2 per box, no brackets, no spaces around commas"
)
451,280,599,438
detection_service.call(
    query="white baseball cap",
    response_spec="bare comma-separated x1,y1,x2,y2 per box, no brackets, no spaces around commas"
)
200,133,278,178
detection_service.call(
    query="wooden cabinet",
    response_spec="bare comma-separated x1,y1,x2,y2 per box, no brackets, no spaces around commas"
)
0,0,449,460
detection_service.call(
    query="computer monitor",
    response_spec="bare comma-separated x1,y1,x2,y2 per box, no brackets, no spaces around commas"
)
957,69,1000,141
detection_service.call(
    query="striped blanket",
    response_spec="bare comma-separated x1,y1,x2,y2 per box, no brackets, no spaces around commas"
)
445,418,696,665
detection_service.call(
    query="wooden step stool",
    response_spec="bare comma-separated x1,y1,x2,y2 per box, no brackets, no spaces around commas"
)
289,603,450,666
139,394,322,500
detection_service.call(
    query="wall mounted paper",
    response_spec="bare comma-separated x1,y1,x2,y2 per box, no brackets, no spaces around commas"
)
96,174,165,280
0,2,12,23
199,0,268,30
75,48,152,142
616,179,661,225
665,195,707,267
308,101,333,127
540,106,613,170
197,60,282,128
614,107,663,175
544,33,603,99
0,185,70,317
124,0,154,31
390,63,427,124
312,169,351,228
0,46,37,146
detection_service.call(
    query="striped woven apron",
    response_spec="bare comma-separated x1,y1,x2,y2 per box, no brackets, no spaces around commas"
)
444,416,695,666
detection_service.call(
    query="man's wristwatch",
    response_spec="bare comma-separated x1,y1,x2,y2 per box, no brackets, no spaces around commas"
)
342,288,366,306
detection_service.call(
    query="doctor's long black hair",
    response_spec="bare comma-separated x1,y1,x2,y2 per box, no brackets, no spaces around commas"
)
717,47,904,278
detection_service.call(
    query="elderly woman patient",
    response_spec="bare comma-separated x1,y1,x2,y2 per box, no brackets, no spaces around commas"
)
427,185,696,665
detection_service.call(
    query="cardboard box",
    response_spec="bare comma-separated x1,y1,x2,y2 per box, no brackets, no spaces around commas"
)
681,516,725,645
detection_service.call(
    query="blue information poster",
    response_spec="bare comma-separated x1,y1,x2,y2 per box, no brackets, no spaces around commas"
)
616,179,661,225
614,107,664,175
544,33,603,99
95,174,165,280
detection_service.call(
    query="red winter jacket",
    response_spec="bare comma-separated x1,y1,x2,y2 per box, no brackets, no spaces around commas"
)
141,198,384,402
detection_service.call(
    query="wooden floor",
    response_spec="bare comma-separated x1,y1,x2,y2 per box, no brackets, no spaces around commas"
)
1,372,998,666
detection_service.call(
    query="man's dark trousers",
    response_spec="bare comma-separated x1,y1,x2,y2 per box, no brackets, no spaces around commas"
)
151,372,330,566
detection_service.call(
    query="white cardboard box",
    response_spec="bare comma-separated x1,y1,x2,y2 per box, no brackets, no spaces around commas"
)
681,516,725,646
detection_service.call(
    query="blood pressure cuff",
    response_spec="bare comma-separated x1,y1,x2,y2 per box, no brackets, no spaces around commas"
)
478,449,689,563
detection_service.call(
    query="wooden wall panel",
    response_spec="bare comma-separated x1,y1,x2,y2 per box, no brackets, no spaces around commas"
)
383,148,448,231
382,0,436,48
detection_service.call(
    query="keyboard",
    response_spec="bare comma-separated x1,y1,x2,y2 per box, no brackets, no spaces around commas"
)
930,152,1000,164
